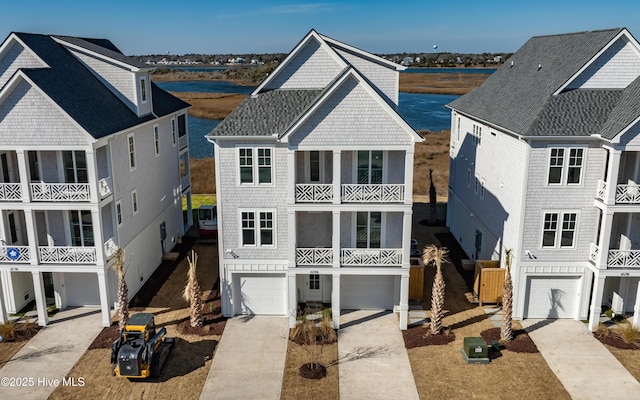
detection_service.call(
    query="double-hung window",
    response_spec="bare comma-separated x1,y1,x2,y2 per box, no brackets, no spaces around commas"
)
128,133,136,170
548,148,584,185
542,212,577,248
241,210,275,247
238,148,272,185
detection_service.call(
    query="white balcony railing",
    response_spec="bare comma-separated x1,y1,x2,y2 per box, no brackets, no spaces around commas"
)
31,183,90,201
38,246,97,264
178,134,188,150
341,248,403,266
596,179,607,202
589,242,599,264
295,184,333,203
296,248,333,265
181,175,190,192
615,184,640,204
0,246,31,263
98,176,113,199
607,249,640,268
0,183,22,201
341,184,405,203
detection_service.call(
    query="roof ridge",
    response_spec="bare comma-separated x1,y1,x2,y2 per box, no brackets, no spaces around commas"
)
531,27,623,40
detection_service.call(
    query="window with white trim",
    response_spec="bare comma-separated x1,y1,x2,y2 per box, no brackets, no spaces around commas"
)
238,147,273,185
473,124,482,147
241,210,275,247
140,78,147,103
128,133,136,170
456,117,461,143
131,189,138,215
548,148,584,185
116,200,123,226
542,212,577,248
154,124,160,157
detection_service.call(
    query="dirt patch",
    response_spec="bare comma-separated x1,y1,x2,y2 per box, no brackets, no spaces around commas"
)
281,341,339,400
0,322,41,367
594,330,640,350
480,327,539,353
403,325,456,348
299,363,327,379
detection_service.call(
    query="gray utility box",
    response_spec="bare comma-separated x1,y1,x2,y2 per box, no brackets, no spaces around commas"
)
461,337,490,364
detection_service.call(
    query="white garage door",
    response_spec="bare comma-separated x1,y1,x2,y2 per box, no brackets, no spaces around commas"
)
524,276,580,319
234,274,286,315
341,276,394,310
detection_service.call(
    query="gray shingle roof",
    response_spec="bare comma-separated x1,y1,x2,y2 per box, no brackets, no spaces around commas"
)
53,35,149,69
207,90,323,137
10,32,188,139
448,28,626,138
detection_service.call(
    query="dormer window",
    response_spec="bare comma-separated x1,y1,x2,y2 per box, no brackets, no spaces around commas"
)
140,77,147,103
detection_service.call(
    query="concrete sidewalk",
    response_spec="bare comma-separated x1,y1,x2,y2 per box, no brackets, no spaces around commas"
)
0,307,103,400
199,316,289,400
339,310,419,400
523,319,640,399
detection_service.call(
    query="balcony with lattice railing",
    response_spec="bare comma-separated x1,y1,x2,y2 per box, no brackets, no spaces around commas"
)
38,246,97,264
30,183,91,201
341,184,405,203
0,183,22,201
296,248,333,266
341,248,403,266
0,246,31,263
596,179,640,204
590,242,640,268
295,184,333,203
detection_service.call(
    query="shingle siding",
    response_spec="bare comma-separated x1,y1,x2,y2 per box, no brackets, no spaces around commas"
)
289,77,412,146
0,80,90,146
568,37,640,89
264,39,343,90
0,41,44,89
333,48,399,105
217,140,289,261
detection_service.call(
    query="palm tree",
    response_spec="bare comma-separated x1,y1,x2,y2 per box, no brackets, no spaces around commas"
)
183,250,203,328
423,244,449,335
113,248,129,332
501,249,513,342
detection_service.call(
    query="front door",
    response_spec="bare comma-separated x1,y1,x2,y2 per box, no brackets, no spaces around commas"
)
306,274,322,301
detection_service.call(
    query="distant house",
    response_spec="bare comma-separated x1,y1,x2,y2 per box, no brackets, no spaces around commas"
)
447,28,640,330
0,32,192,327
207,29,423,329
402,57,414,66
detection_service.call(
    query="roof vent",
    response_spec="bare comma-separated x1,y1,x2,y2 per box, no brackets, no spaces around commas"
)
510,60,514,68
537,64,542,71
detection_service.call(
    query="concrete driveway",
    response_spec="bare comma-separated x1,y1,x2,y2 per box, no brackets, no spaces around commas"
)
199,316,289,400
0,307,103,400
339,310,419,400
523,319,640,399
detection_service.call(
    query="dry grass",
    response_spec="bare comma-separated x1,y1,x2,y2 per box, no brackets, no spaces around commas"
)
49,243,221,400
281,341,339,400
413,130,450,200
171,92,246,120
399,72,488,95
0,341,27,368
189,158,215,194
604,345,640,382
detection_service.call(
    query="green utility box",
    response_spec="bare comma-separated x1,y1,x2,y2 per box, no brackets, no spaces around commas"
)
461,337,490,364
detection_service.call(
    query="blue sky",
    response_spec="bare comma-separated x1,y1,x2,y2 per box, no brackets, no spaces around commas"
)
1,1,639,55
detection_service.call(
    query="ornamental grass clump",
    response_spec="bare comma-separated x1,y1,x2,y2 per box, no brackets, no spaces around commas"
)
615,321,640,345
422,244,449,335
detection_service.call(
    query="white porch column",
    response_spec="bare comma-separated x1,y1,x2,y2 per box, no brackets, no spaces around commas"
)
31,271,49,326
332,210,340,268
24,209,39,266
288,210,296,268
399,273,409,330
597,210,614,269
92,208,105,266
16,150,30,202
97,270,111,327
332,273,340,329
333,150,341,205
0,272,7,324
288,273,297,328
633,283,640,329
404,149,414,205
287,150,296,204
605,148,621,205
588,274,606,331
86,150,99,203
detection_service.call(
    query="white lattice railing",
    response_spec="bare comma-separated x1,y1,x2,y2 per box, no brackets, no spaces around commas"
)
98,176,113,198
296,184,333,202
589,242,599,264
341,184,405,203
296,248,333,265
31,183,90,201
0,183,22,201
615,184,640,204
607,249,640,268
596,179,607,201
181,174,190,192
38,246,97,264
341,248,403,266
104,238,118,259
0,246,31,263
178,134,188,150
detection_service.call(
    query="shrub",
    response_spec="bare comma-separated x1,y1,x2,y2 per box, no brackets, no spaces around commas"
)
615,322,640,345
0,321,16,341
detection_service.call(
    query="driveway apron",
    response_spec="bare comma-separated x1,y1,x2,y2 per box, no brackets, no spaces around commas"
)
339,310,419,400
199,316,289,400
523,319,640,399
0,307,103,400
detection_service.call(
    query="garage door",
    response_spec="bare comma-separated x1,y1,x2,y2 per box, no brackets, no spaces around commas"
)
341,276,394,310
234,274,286,315
524,276,580,318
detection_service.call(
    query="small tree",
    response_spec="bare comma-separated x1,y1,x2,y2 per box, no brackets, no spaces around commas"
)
113,248,129,332
423,245,449,335
290,310,337,377
183,250,203,328
501,249,513,342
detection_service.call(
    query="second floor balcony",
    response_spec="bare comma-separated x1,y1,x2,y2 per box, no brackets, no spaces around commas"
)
597,180,640,205
589,242,640,269
295,247,404,267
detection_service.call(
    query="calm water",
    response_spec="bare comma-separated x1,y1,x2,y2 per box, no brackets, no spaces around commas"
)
156,75,473,158
404,67,496,74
